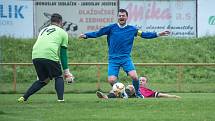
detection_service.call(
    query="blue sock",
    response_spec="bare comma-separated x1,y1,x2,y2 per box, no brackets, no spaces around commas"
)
23,80,46,101
55,77,64,100
132,79,143,98
132,80,140,94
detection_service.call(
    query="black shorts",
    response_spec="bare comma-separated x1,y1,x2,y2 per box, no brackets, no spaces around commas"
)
33,58,62,81
107,93,124,98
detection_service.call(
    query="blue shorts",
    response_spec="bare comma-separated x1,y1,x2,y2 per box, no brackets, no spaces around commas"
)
108,56,135,77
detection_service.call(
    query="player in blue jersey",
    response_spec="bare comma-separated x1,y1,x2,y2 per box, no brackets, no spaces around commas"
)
79,9,170,98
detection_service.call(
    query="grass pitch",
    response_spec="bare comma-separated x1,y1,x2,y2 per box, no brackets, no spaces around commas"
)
0,93,215,121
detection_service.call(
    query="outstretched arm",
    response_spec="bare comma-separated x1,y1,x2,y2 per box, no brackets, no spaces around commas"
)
137,30,170,39
137,30,158,39
79,25,112,39
158,93,181,98
157,30,170,36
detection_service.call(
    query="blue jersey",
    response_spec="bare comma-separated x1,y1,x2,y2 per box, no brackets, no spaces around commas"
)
85,23,157,57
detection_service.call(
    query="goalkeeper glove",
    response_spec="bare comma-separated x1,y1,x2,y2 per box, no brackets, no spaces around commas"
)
63,69,75,83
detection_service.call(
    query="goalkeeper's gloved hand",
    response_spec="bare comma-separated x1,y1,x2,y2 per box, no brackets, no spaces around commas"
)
63,69,75,84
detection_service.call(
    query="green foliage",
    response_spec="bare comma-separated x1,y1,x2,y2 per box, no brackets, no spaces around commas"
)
1,36,215,63
1,36,35,62
132,36,215,63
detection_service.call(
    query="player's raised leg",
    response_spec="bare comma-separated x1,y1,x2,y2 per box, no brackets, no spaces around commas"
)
123,59,143,98
107,61,120,86
128,70,144,98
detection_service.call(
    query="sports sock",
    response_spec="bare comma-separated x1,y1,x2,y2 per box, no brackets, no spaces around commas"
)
23,80,47,101
55,77,64,100
107,93,117,98
132,79,142,97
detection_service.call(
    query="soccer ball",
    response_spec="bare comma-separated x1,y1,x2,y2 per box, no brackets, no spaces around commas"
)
112,82,125,94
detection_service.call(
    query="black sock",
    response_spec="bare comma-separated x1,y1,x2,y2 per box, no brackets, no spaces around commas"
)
55,77,64,100
23,80,47,101
107,93,117,98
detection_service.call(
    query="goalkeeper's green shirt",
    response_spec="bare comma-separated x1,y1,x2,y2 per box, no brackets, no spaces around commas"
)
32,25,68,61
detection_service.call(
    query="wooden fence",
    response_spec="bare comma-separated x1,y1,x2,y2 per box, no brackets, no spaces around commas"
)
0,63,215,92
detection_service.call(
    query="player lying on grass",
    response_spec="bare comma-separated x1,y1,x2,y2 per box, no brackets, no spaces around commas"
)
96,76,181,99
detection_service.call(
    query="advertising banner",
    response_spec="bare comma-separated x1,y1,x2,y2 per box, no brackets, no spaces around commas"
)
0,0,33,38
120,0,197,37
34,0,118,37
198,0,215,37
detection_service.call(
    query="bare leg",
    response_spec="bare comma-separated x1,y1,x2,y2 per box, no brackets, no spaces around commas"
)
108,75,118,86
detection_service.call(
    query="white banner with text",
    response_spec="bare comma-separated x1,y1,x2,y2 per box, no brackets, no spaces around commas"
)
120,0,197,37
197,0,215,37
0,0,33,38
34,0,118,37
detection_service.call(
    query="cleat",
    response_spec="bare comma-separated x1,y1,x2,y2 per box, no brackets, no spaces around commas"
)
57,99,65,102
137,95,144,98
96,91,108,99
135,91,144,98
17,97,26,102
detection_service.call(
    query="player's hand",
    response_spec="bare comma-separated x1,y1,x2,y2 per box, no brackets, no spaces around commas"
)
158,30,170,36
63,69,75,84
79,34,87,39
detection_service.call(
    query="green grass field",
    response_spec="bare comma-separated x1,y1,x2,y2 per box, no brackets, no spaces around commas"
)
0,93,215,121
